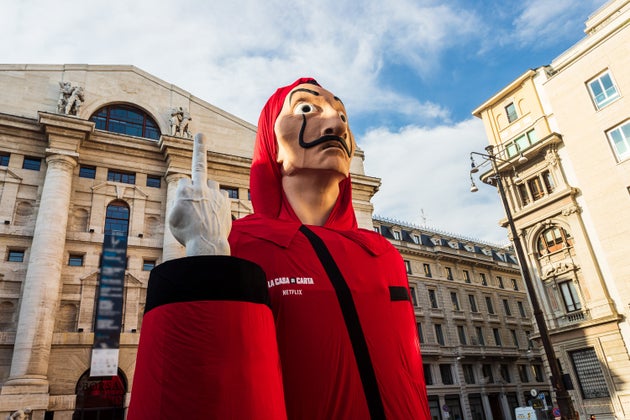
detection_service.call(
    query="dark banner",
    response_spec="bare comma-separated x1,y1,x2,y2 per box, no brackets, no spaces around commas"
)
91,233,128,376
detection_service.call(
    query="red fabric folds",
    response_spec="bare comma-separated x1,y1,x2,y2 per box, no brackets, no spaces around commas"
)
128,301,286,420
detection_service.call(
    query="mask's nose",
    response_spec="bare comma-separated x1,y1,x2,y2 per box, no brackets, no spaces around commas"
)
320,111,348,138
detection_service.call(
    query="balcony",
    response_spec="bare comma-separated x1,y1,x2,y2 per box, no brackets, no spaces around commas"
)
557,309,590,327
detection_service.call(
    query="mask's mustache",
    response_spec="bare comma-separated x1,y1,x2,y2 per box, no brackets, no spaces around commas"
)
298,115,352,157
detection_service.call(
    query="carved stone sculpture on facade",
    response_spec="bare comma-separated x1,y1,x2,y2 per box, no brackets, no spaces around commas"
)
56,82,84,116
169,107,192,138
7,409,31,420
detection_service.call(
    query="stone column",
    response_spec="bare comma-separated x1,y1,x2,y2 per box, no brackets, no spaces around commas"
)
161,172,187,261
499,392,512,418
1,151,77,395
481,392,493,420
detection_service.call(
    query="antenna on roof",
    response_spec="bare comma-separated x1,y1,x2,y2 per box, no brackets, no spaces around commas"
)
420,209,428,226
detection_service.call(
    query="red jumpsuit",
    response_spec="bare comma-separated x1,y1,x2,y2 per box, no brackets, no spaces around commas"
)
129,78,429,419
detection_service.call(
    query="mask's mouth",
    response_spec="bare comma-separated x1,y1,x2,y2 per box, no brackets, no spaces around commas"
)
298,115,352,157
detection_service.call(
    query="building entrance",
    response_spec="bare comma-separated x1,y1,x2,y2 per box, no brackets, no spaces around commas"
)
73,369,127,420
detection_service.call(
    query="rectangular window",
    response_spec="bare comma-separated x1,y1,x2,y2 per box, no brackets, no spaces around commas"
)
476,326,485,346
469,294,478,312
8,249,25,262
435,324,445,345
560,281,582,312
506,129,538,157
505,103,518,123
497,276,504,288
22,157,41,171
528,177,545,201
417,322,424,344
423,263,432,278
500,364,511,383
412,234,420,244
221,186,239,199
480,273,487,286
506,141,518,158
107,169,136,184
450,292,460,311
515,133,530,151
588,70,619,109
445,267,453,280
404,260,412,274
463,270,471,283
409,286,418,306
511,278,519,291
493,328,502,346
503,299,512,316
393,230,401,240
607,121,630,161
457,325,467,345
485,296,495,314
518,301,527,317
463,364,475,384
423,364,433,385
511,329,519,347
429,289,439,309
79,165,96,179
440,364,454,385
532,364,544,382
68,254,84,266
482,364,494,383
570,347,610,399
0,153,9,166
518,365,529,382
146,175,161,188
143,259,157,271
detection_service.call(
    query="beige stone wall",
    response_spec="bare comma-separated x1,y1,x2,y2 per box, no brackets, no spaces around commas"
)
543,12,630,314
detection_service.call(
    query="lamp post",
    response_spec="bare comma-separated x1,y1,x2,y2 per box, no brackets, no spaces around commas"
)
470,145,576,420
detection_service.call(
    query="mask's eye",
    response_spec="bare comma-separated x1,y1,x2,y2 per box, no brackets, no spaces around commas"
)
339,112,347,123
293,102,316,115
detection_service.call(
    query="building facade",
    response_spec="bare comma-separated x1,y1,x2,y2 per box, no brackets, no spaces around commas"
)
374,217,548,420
472,1,630,418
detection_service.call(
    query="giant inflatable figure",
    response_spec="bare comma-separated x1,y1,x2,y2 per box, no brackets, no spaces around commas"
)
128,78,430,419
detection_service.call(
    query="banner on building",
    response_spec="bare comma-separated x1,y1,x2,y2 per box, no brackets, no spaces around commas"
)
91,233,128,377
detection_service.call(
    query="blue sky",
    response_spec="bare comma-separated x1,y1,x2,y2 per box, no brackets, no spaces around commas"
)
1,0,608,244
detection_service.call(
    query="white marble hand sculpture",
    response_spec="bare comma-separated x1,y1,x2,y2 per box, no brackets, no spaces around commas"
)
169,133,232,256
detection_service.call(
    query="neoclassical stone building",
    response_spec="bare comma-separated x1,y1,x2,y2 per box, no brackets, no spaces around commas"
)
473,1,630,418
0,65,540,419
374,217,547,420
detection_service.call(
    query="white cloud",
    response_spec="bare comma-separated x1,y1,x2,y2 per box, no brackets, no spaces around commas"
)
360,118,510,245
511,0,608,48
1,0,597,244
0,0,480,125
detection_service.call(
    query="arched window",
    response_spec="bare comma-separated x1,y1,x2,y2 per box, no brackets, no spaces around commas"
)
90,104,160,140
104,201,130,236
74,368,127,419
537,226,573,256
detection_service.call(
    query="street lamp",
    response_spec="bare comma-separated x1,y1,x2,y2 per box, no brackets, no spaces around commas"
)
470,145,576,420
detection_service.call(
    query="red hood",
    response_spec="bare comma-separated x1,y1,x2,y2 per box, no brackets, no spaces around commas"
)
249,78,357,231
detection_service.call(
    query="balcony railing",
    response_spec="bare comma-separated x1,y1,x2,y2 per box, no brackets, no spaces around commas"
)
557,309,590,327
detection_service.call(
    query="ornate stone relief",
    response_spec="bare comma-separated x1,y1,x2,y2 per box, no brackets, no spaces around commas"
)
169,107,192,138
541,261,577,279
544,148,559,167
561,204,581,216
57,81,84,115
